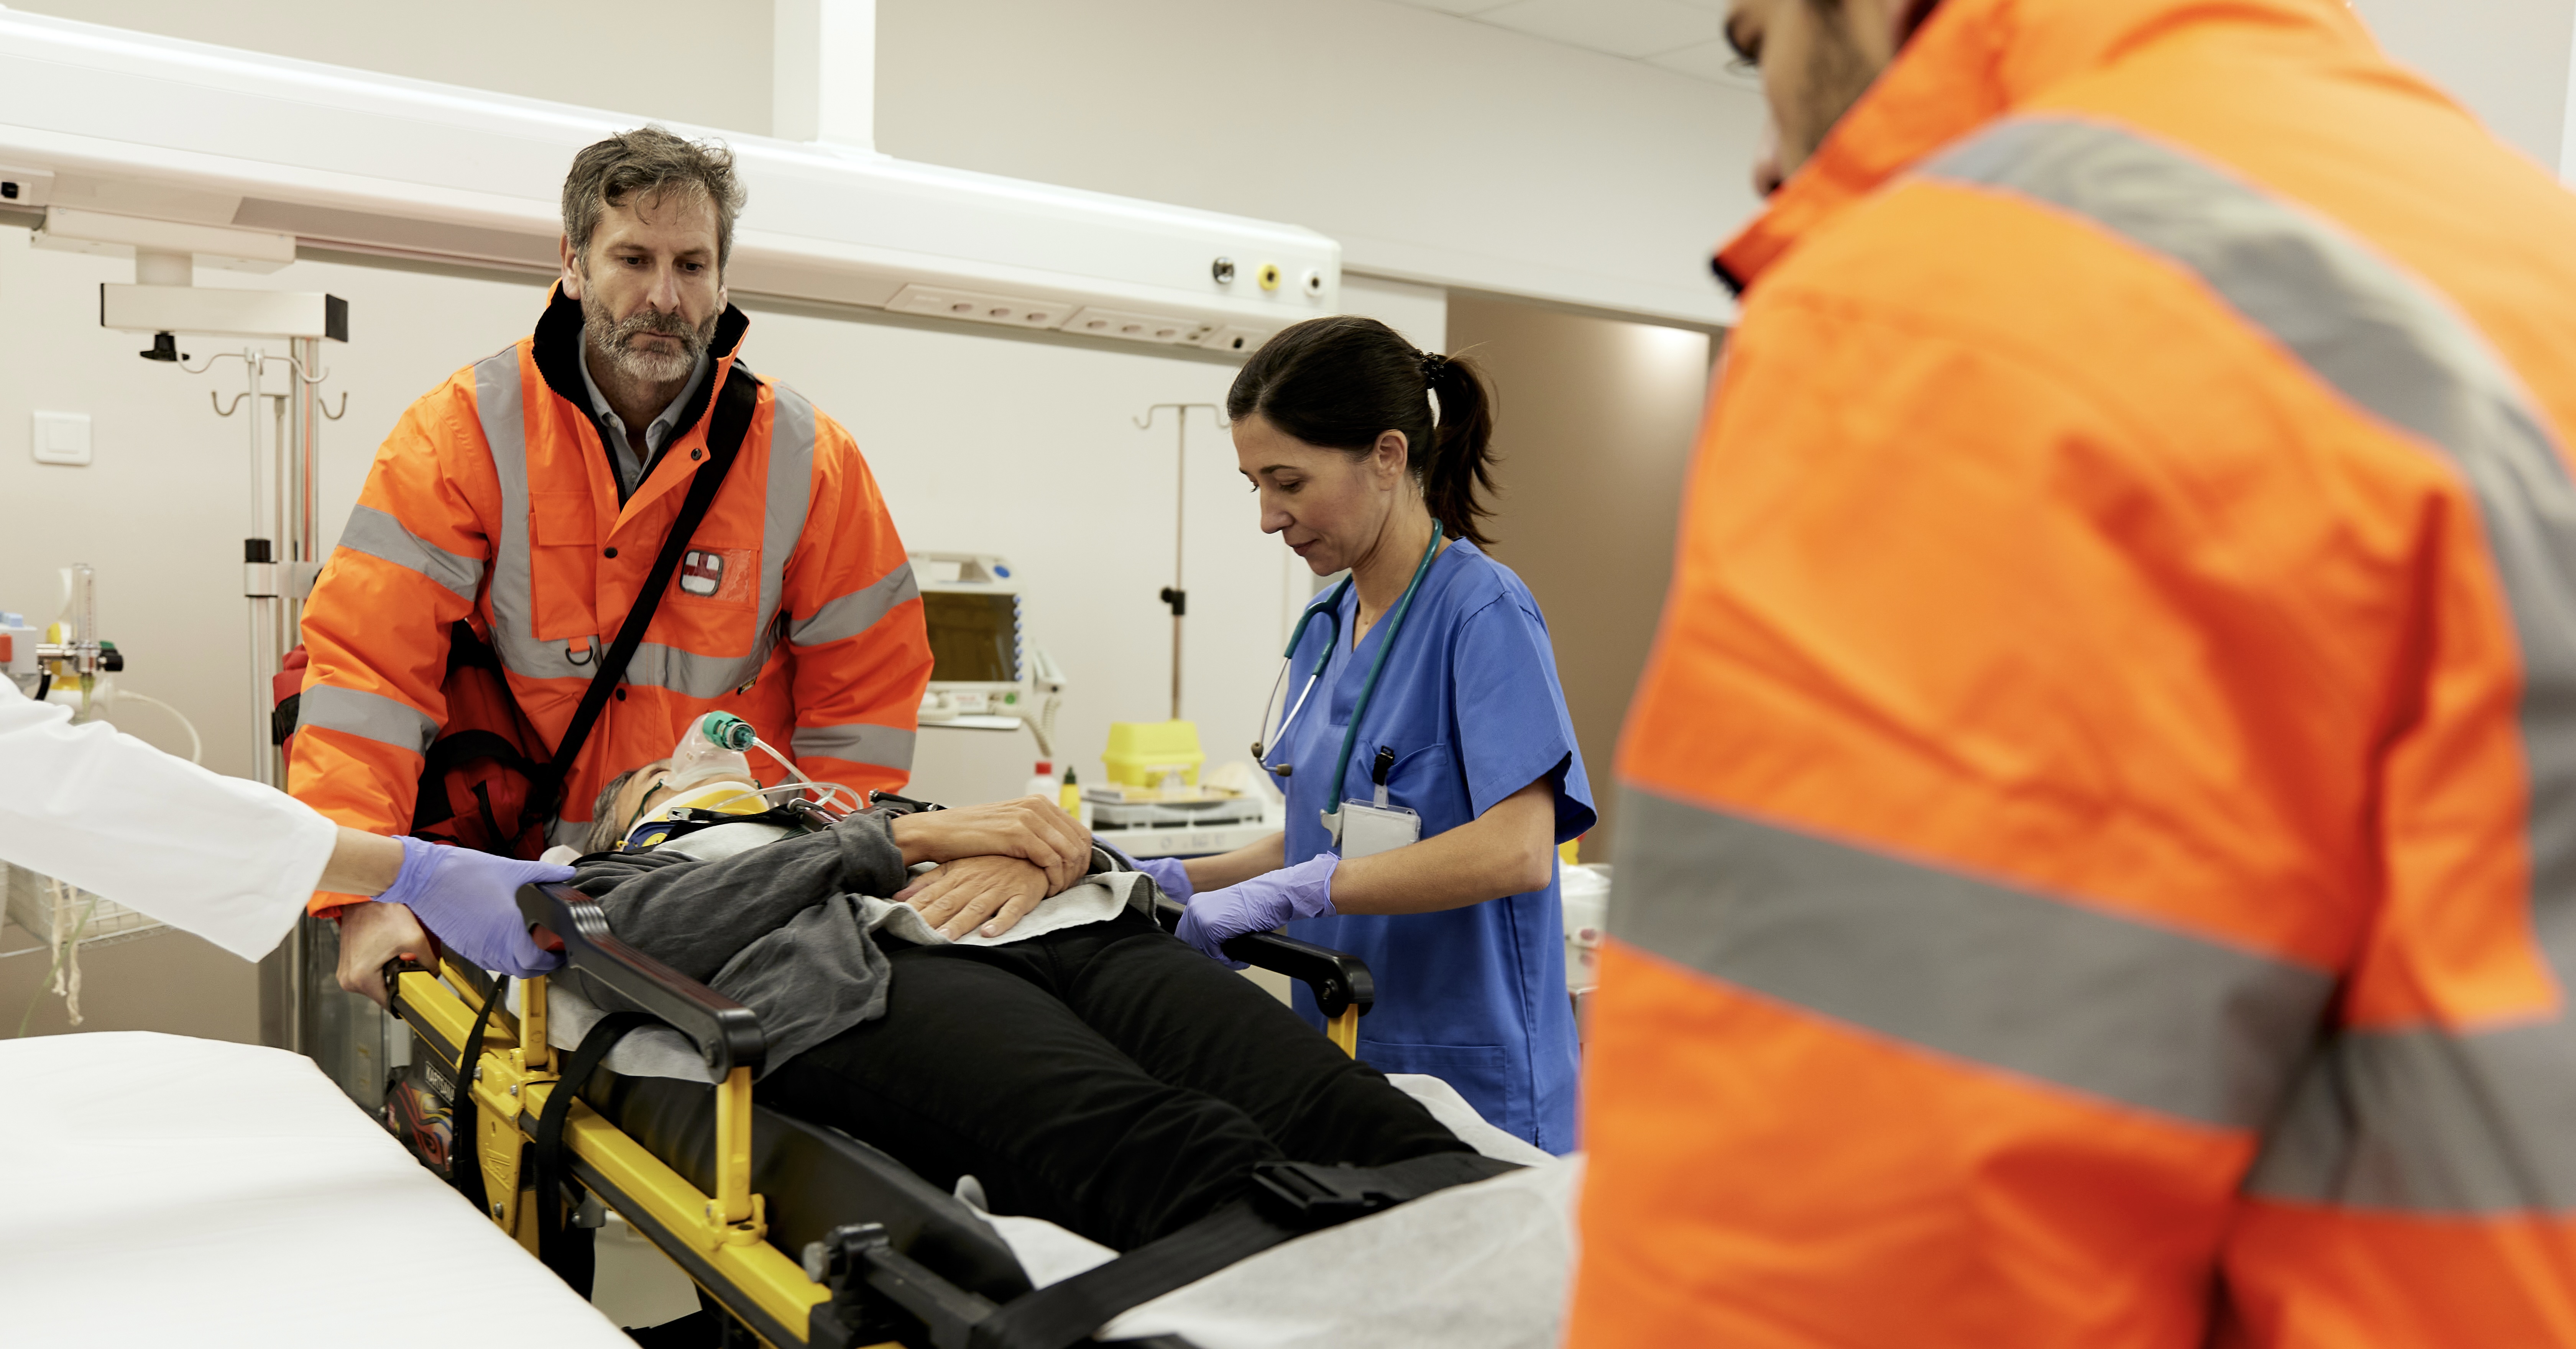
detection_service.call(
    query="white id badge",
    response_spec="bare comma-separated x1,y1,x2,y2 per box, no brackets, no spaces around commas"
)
1338,800,1422,860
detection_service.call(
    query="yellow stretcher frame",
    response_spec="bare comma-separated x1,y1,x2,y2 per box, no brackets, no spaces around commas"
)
389,885,1376,1349
396,955,827,1343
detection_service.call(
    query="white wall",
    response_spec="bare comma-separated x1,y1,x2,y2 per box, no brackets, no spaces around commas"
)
876,0,1761,329
15,0,1761,329
0,236,545,776
0,227,1330,806
6,0,777,136
2353,0,2576,174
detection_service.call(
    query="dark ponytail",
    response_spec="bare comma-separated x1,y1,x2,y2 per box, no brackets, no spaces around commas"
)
1227,315,1500,546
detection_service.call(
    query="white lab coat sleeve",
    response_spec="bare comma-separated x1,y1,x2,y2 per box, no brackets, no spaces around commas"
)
0,680,338,962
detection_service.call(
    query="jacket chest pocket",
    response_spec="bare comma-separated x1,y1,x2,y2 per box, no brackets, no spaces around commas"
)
527,491,600,641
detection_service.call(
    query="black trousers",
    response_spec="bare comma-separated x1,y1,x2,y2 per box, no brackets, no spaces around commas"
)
758,908,1474,1251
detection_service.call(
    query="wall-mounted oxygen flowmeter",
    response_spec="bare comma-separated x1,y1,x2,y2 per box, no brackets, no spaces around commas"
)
4,564,119,703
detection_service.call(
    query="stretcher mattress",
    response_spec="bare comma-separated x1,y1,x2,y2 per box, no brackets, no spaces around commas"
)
981,1075,1581,1349
0,1032,631,1348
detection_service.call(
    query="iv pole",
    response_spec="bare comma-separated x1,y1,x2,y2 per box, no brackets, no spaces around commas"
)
95,249,349,1064
1134,404,1226,721
198,342,343,789
190,336,345,1058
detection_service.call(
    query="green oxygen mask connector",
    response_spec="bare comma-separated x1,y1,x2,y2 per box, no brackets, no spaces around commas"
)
666,711,759,796
697,711,756,752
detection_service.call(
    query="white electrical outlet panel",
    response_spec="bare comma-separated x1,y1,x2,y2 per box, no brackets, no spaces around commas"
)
31,410,90,466
885,284,1071,331
0,162,49,207
1060,307,1214,346
1198,326,1272,357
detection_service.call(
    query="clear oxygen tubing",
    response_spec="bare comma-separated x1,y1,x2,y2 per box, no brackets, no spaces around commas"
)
621,779,862,851
672,712,860,813
110,692,203,765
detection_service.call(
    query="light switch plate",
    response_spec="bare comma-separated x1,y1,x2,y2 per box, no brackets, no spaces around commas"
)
32,411,91,466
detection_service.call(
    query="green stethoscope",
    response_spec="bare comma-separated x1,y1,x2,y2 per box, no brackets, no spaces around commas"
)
1252,520,1444,827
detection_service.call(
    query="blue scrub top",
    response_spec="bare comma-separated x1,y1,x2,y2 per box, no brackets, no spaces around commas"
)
1275,539,1595,1152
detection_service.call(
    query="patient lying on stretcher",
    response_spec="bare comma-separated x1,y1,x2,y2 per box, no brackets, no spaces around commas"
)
542,764,1496,1253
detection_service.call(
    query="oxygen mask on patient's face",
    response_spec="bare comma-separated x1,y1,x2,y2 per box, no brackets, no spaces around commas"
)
622,712,771,849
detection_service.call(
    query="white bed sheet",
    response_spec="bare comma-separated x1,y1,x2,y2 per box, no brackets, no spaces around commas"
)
966,1074,1583,1349
0,1031,631,1348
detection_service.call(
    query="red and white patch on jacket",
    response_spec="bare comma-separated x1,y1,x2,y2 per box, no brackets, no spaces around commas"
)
679,548,725,597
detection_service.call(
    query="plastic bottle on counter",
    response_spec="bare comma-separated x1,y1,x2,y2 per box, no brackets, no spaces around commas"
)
1024,760,1058,801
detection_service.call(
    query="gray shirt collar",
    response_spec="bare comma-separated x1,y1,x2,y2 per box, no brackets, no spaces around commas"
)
578,345,712,497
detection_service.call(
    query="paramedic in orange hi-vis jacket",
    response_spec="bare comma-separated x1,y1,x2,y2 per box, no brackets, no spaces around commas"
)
1571,0,2576,1344
294,128,939,984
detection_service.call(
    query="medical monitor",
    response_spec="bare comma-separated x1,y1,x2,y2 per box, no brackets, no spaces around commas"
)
924,590,1019,685
912,552,1024,721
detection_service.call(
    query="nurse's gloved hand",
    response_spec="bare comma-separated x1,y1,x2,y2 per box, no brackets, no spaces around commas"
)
371,835,572,978
1130,855,1193,904
1175,853,1339,967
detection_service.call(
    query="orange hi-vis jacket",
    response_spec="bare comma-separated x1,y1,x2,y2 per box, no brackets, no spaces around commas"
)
1570,0,2576,1344
291,288,930,885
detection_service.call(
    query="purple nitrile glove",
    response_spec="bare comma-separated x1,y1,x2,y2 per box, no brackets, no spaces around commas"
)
1175,853,1339,967
372,835,573,978
1132,855,1194,904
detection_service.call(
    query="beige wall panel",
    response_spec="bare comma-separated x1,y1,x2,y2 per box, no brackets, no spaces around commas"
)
1449,294,1713,857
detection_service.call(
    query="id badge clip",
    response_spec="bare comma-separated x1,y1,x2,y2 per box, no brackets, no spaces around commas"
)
1327,745,1422,860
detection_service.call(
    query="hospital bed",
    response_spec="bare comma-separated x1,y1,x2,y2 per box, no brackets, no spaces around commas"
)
381,878,1521,1349
0,1030,634,1348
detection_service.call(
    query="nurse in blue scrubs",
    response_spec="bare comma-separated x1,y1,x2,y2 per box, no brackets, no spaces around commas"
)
1134,315,1595,1153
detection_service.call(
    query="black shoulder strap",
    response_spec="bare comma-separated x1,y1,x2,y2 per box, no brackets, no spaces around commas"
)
963,1152,1518,1349
531,366,759,817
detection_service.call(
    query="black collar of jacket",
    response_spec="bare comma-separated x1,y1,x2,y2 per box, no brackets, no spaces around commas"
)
530,284,754,460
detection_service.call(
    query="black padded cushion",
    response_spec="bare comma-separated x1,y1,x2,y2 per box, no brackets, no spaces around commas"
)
585,1068,1036,1304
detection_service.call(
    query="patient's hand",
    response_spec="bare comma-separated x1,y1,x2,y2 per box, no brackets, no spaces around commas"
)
897,855,1052,940
338,899,435,1009
890,797,1090,894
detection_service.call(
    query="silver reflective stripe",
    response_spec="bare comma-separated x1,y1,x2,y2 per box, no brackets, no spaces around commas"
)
298,683,439,755
1921,116,2576,1210
335,503,484,600
619,645,776,700
2249,1024,2576,1211
548,816,595,852
474,344,550,674
1614,789,2333,1129
792,723,915,771
762,384,818,639
791,564,919,648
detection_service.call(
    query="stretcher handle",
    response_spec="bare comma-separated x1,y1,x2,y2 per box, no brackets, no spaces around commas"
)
1152,895,1376,1019
516,880,768,1078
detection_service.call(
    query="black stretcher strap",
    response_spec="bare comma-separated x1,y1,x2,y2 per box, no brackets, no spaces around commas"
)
449,973,511,1217
966,1151,1518,1349
534,1010,654,1282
